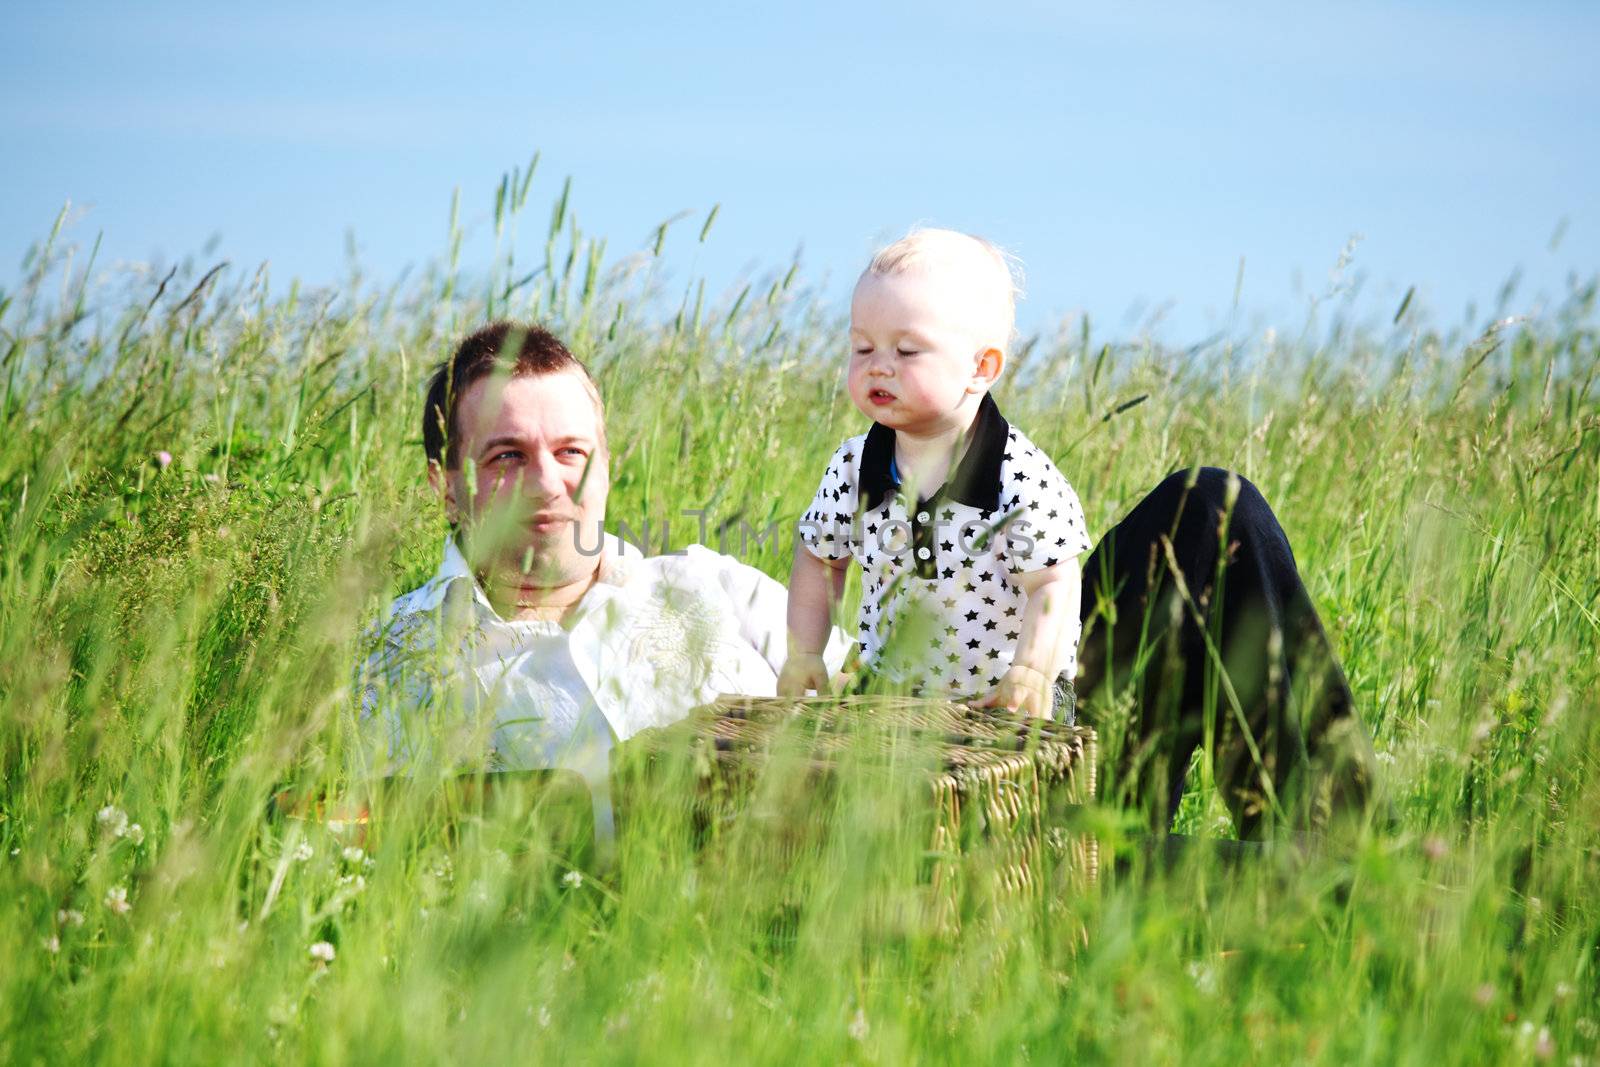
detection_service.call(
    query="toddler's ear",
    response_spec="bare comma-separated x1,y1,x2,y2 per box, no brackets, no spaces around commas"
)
971,345,1005,392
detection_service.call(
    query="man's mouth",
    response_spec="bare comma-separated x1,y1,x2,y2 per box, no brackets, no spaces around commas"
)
868,389,896,406
529,513,573,532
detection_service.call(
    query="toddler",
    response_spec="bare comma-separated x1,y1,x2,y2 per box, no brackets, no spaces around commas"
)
778,229,1091,717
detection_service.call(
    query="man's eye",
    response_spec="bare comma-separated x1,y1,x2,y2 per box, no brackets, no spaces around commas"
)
489,451,521,464
559,447,588,458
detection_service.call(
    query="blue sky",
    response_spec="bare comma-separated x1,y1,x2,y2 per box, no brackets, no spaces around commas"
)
3,1,1596,342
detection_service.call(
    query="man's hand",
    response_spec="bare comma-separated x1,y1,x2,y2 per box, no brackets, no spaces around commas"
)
971,664,1053,718
777,653,831,697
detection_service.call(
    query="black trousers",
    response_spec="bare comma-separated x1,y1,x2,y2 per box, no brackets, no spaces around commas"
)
1071,467,1376,839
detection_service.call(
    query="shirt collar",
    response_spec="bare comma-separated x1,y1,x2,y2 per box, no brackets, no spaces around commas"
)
859,392,1010,513
409,532,643,620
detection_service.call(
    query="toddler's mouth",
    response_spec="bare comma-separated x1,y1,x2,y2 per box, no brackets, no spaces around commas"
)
867,388,896,406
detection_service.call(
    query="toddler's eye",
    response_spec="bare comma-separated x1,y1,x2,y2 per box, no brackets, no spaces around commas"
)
853,347,873,356
895,348,919,357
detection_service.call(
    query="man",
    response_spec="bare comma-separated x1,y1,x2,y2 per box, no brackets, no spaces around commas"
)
356,322,846,828
362,320,1376,844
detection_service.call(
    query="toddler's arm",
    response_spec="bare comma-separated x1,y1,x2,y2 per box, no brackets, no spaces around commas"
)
973,557,1082,717
778,548,849,696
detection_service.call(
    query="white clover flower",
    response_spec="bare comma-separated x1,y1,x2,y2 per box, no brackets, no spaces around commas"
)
308,941,336,963
337,873,367,892
292,841,314,863
104,886,132,915
97,805,130,837
341,846,365,866
1186,960,1218,995
43,935,60,954
57,909,85,927
126,823,145,846
561,870,583,889
847,1007,870,1042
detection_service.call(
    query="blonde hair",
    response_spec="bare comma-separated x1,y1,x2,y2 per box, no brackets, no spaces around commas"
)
863,227,1023,347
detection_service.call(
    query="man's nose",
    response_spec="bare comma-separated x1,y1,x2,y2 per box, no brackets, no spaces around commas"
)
520,454,569,502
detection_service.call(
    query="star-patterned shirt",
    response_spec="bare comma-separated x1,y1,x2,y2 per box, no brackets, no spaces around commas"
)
798,393,1093,697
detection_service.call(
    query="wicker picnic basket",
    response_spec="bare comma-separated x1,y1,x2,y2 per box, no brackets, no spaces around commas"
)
615,694,1098,932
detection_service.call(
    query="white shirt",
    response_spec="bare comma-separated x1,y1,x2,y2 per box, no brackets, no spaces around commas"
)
799,393,1091,696
357,535,849,784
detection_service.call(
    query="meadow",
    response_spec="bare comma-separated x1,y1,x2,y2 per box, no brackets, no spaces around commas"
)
2,177,1597,1064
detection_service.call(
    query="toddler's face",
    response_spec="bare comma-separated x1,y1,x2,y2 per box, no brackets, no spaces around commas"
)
848,270,995,436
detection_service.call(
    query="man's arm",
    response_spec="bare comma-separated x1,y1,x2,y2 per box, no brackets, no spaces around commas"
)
691,544,849,678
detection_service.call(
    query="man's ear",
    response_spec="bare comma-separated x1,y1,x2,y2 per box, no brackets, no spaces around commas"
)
428,459,460,524
971,346,1005,392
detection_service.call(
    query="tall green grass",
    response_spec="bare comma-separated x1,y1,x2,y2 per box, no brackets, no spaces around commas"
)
2,178,1597,1064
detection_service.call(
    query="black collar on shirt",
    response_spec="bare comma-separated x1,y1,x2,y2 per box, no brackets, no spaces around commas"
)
859,392,1011,513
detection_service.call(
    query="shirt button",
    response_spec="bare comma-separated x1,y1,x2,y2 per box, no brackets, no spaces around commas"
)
917,511,930,523
917,547,931,559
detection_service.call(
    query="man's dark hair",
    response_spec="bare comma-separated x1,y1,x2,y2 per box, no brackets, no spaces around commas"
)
422,321,604,469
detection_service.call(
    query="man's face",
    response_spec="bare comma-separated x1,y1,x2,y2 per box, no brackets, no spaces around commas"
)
435,368,609,598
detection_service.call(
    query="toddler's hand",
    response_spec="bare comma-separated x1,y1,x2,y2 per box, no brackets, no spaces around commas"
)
972,664,1053,718
777,653,831,697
